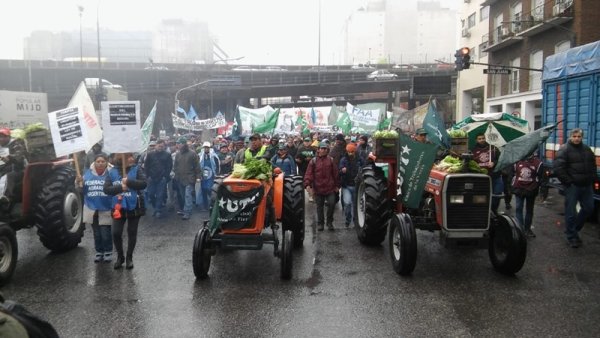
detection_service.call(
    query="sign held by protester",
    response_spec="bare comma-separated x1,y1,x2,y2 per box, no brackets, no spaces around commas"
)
101,101,141,153
47,106,89,157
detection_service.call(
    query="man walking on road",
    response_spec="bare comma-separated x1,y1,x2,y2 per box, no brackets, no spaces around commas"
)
144,139,172,218
553,128,597,248
173,137,200,220
304,142,340,231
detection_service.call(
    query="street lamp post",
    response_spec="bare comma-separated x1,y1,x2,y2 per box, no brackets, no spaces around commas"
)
174,79,228,115
78,5,84,64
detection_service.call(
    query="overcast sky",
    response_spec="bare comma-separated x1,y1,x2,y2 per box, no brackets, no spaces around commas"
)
0,0,458,65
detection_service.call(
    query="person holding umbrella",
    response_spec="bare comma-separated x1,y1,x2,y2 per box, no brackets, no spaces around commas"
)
471,133,502,214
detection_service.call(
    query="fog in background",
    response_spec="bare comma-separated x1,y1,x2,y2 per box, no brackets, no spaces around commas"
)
0,0,458,65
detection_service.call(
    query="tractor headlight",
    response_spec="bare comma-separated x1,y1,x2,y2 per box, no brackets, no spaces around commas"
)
449,195,464,204
473,195,487,204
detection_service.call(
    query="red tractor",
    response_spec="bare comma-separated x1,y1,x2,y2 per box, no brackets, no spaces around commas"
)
0,139,84,285
354,142,527,276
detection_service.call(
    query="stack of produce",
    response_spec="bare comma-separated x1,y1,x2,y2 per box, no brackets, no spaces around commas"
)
434,155,487,174
230,159,272,181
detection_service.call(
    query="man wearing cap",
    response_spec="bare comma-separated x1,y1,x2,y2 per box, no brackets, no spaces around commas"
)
271,144,297,176
235,133,270,164
144,139,172,218
295,137,316,177
198,142,220,211
266,136,279,158
0,128,27,208
356,135,372,168
414,128,429,143
339,142,363,227
217,142,234,175
304,142,340,231
173,137,200,220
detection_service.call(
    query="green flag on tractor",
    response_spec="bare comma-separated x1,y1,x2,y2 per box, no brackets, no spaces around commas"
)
398,133,438,209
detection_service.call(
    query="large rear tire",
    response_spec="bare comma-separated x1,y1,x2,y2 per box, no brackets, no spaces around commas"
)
280,230,293,280
354,165,391,246
282,175,305,248
34,166,84,252
489,214,527,275
193,228,211,279
0,224,18,286
388,213,417,275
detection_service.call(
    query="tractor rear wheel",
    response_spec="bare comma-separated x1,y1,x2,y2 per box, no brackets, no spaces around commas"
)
354,166,391,246
282,175,305,248
489,214,527,275
0,224,18,286
34,166,84,252
193,228,212,279
388,213,417,275
280,230,293,280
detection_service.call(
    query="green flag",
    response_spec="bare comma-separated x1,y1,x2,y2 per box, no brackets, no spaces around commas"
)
335,110,352,134
378,117,391,130
253,108,280,133
398,133,438,209
139,100,157,152
295,111,310,135
232,106,242,138
423,98,451,149
328,103,341,125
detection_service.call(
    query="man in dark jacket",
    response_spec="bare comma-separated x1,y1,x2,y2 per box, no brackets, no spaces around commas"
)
304,142,340,231
173,137,200,220
356,135,372,168
553,128,597,248
471,133,502,214
144,139,172,218
0,128,27,209
339,142,362,227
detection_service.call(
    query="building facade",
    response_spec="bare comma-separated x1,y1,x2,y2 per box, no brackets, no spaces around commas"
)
456,0,490,121
343,0,456,65
152,19,213,64
482,0,600,129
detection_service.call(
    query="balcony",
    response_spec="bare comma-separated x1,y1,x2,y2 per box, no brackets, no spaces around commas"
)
517,1,573,37
483,25,523,53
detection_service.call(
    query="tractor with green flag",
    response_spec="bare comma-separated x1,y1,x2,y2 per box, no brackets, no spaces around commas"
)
353,100,527,276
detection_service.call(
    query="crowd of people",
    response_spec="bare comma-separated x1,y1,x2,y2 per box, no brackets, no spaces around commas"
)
0,125,596,271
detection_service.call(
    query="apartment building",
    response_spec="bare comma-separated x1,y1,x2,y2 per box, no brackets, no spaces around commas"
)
482,0,600,129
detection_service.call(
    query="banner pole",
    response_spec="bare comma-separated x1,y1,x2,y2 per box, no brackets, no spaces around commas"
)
121,153,126,178
73,152,81,178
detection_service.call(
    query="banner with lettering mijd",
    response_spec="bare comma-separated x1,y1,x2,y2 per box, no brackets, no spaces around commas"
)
47,106,89,157
101,101,141,153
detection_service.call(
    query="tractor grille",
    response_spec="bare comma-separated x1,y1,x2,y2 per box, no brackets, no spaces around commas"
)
445,175,490,230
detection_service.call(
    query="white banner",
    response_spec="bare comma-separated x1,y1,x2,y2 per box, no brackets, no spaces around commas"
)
48,106,90,158
238,105,274,135
172,113,227,131
101,101,141,153
346,103,381,132
0,90,48,128
68,82,103,151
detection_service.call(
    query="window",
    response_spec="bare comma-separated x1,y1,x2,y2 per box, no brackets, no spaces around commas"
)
511,57,521,93
480,6,489,21
529,50,543,90
468,13,476,28
511,2,522,33
555,40,571,53
470,46,477,60
491,74,502,97
531,0,544,21
478,43,488,59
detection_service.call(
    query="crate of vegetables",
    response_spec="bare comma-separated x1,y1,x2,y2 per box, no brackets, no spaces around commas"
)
24,123,53,149
448,129,469,155
373,130,399,159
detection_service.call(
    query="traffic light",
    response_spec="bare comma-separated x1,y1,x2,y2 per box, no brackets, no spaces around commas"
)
454,49,463,71
461,47,471,69
454,47,471,71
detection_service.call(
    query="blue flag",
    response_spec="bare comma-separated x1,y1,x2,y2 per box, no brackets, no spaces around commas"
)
310,107,317,124
186,105,198,121
423,98,450,149
176,106,187,115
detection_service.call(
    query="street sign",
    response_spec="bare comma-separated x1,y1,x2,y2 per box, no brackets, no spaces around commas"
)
484,68,511,74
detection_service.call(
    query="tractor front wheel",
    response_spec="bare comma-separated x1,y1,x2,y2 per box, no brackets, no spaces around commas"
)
354,166,391,246
388,213,417,275
193,228,212,279
489,214,527,275
34,166,84,252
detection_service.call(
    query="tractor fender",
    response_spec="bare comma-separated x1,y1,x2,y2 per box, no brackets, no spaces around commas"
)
272,173,284,219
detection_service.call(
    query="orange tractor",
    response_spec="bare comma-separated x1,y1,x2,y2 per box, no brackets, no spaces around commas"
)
192,173,305,280
354,142,527,276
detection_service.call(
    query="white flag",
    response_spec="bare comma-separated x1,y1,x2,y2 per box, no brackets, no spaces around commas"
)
68,82,103,151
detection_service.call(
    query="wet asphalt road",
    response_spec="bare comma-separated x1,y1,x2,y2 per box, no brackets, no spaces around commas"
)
2,190,600,337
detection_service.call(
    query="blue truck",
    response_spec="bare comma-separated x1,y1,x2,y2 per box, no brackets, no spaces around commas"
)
542,39,600,221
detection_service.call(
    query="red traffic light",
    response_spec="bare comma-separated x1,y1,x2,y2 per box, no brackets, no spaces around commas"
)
460,47,470,55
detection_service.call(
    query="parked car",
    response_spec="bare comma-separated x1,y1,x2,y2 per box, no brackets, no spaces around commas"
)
367,70,398,81
393,64,419,70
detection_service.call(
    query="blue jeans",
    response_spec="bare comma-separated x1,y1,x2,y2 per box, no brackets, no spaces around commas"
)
564,184,594,240
514,194,536,231
91,214,112,253
342,186,356,224
177,182,195,216
491,176,504,214
146,177,167,214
